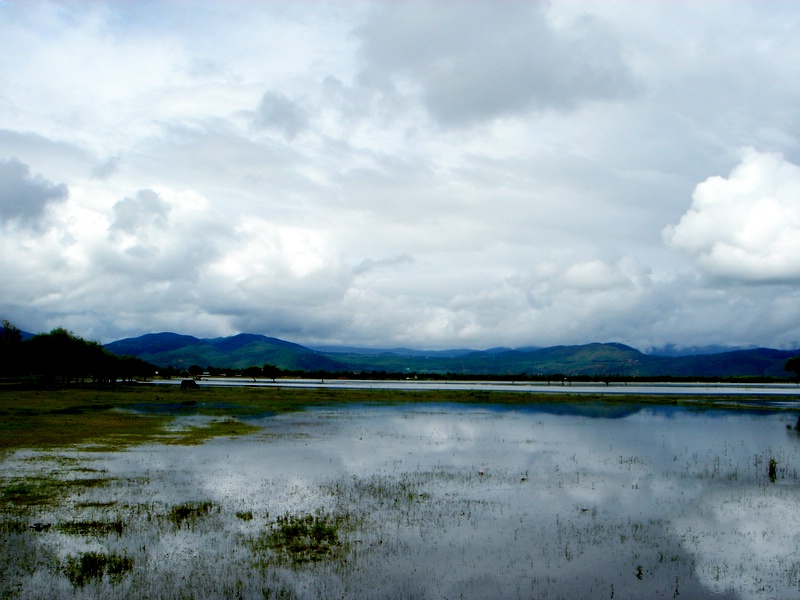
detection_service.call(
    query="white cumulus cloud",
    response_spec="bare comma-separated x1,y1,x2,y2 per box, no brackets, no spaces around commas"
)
665,149,800,283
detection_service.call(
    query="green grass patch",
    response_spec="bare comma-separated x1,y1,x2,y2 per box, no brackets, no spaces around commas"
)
56,518,126,536
0,386,279,450
0,479,54,506
248,511,351,565
0,476,112,511
0,386,173,450
167,500,217,528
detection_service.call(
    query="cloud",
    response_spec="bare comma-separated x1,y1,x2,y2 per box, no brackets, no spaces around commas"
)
92,155,120,179
0,157,68,227
0,130,91,179
356,1,638,126
110,189,171,235
253,91,309,140
674,489,800,600
3,1,800,352
353,254,414,276
100,187,228,281
665,149,800,283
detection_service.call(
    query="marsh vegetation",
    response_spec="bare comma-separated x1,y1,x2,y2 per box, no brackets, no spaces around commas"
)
1,387,799,598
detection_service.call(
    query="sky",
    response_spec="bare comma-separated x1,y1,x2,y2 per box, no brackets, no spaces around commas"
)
2,0,800,352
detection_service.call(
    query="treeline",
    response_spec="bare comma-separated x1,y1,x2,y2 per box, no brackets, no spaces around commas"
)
162,364,284,380
0,321,156,385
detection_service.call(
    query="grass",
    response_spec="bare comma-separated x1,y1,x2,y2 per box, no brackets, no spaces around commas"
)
0,385,291,450
249,511,350,564
0,386,172,450
168,500,218,528
1,475,112,512
63,551,134,588
56,518,126,536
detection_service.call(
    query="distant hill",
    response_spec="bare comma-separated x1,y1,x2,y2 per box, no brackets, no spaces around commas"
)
310,345,479,358
104,333,800,379
105,332,347,372
321,342,800,378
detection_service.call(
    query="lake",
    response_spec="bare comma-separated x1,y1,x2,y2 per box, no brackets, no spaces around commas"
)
158,377,800,398
2,400,800,599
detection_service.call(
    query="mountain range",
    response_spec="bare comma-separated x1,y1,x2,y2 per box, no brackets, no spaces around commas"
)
104,332,800,379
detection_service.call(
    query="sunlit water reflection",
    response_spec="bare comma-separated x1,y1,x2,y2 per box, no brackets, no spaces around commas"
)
3,402,800,599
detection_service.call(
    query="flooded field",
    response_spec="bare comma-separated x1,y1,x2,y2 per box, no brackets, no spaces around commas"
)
2,400,800,599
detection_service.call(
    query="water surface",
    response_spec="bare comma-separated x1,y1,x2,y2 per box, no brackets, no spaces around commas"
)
2,402,799,599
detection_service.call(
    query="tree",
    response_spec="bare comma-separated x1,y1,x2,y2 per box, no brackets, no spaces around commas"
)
263,364,282,382
25,328,111,384
242,365,262,382
1,320,22,344
785,357,800,382
17,326,155,385
160,365,179,379
0,320,23,375
117,356,157,382
27,328,84,383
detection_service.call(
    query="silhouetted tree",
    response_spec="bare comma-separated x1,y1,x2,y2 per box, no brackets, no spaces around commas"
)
1,320,21,344
242,365,262,382
25,328,108,383
160,366,179,379
785,357,800,382
10,325,156,385
117,356,157,382
263,364,282,382
0,320,23,375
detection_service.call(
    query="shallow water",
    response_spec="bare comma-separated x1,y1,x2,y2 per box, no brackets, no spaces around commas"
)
157,377,800,399
3,402,800,599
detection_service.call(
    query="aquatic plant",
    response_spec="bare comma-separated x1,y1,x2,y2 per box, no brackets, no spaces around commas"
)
1,475,112,512
168,500,217,527
56,518,125,536
250,511,348,564
0,480,51,506
62,551,133,587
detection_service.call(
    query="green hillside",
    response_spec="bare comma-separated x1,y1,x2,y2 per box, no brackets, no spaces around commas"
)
104,333,800,379
105,333,346,371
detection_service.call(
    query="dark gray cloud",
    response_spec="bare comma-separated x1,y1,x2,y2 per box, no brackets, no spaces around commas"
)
0,157,68,226
356,1,638,125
